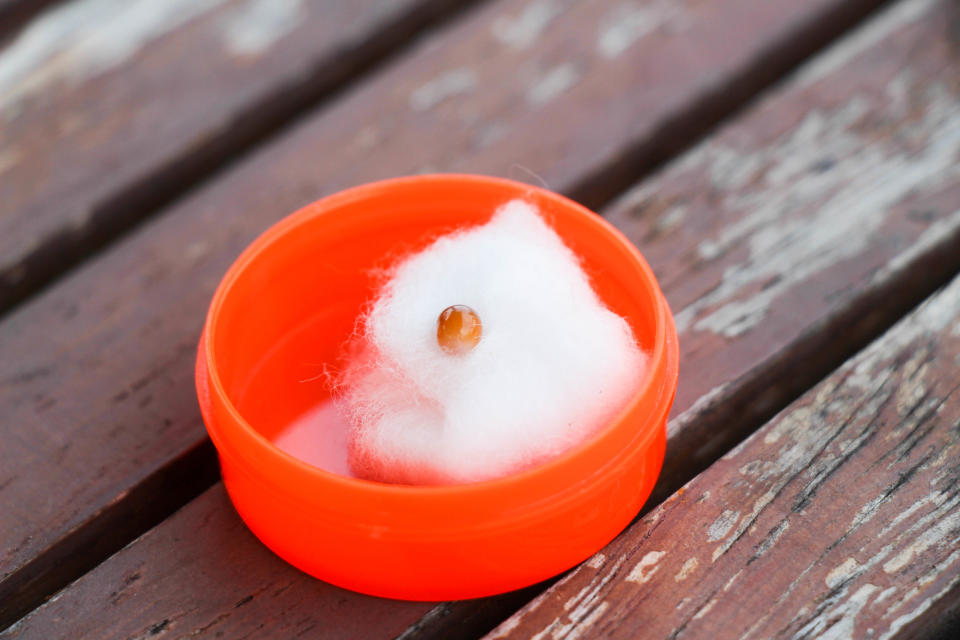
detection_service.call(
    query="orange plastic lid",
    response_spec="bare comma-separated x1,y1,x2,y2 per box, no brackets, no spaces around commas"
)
196,174,679,600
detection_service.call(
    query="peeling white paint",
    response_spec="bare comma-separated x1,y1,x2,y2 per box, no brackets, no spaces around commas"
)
219,0,302,57
408,68,478,111
707,509,739,542
892,348,935,416
850,276,960,390
880,552,960,639
850,493,891,531
739,459,764,478
874,586,898,605
530,601,609,640
722,569,743,592
883,508,960,574
530,555,625,640
826,557,860,589
763,401,818,446
795,584,880,640
625,550,665,584
880,491,947,537
655,204,687,233
527,63,580,106
706,146,764,192
792,0,936,89
489,580,562,639
584,553,606,569
492,0,563,49
692,595,718,620
563,554,625,613
713,490,775,562
674,557,699,582
883,546,960,617
596,1,689,60
0,0,228,114
674,78,960,338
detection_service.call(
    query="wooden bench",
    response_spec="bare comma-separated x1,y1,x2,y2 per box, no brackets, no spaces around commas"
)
1,0,958,637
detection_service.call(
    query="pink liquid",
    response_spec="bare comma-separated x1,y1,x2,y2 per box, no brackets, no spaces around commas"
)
271,399,356,477
231,305,362,478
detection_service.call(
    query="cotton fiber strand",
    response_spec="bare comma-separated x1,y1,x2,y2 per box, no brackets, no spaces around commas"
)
339,199,645,485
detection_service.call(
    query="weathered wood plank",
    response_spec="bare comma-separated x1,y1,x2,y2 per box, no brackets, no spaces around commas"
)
606,0,960,505
0,0,893,627
488,276,960,640
432,1,960,631
481,2,960,634
1,487,436,640
3,0,959,636
0,0,479,312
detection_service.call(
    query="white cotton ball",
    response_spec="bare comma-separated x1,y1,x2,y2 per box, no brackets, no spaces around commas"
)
339,199,645,485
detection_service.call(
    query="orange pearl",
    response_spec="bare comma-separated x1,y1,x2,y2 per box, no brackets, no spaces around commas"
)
436,305,482,355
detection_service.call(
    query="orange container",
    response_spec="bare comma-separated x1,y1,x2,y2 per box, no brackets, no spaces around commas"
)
195,174,679,600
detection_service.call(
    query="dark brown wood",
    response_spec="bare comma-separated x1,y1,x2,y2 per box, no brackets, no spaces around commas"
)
3,0,958,636
0,0,482,312
487,277,960,640
1,486,434,640
0,441,220,639
0,0,898,628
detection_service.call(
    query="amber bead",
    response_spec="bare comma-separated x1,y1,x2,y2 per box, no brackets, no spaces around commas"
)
436,305,482,355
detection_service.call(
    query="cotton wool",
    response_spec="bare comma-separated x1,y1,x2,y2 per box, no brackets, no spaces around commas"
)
338,199,645,485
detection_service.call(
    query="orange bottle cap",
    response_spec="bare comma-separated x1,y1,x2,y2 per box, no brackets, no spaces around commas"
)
196,174,679,600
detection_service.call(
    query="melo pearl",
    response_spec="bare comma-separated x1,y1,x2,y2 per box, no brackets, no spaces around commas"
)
436,305,482,354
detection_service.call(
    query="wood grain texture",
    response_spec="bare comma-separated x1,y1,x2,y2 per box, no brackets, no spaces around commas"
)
0,0,894,627
486,276,960,640
0,0,478,311
0,0,890,314
3,0,959,636
606,0,960,505
485,4,960,633
1,486,434,640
